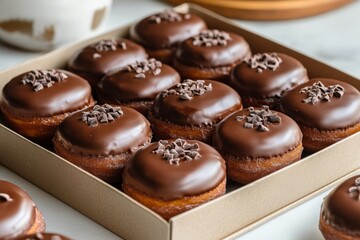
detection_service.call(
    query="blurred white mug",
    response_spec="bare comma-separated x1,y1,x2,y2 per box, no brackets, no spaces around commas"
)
0,0,112,51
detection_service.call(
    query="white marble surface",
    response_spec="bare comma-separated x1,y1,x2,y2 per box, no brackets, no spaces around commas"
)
1,0,360,239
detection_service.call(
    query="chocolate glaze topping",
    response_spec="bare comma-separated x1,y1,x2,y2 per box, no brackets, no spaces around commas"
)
56,106,151,156
15,233,71,240
130,10,206,49
230,53,308,98
281,78,360,130
154,80,242,126
0,180,36,239
2,70,92,117
322,175,360,235
123,140,226,200
68,39,147,75
98,60,180,102
213,107,302,158
176,30,250,68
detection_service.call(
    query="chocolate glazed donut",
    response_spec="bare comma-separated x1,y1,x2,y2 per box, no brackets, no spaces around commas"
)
173,29,251,82
0,180,45,239
123,139,226,220
320,175,360,239
130,10,207,63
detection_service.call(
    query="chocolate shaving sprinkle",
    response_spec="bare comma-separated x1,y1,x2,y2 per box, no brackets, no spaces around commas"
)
300,81,345,105
0,193,12,202
80,104,123,127
348,177,360,200
236,105,281,132
93,53,102,59
21,69,68,92
148,10,189,24
152,139,201,165
245,53,283,73
192,29,232,47
127,58,162,79
93,39,127,52
161,79,212,100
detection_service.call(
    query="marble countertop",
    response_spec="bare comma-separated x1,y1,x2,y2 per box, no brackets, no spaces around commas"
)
1,0,359,239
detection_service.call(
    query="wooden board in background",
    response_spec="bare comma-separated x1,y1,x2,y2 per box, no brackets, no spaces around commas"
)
162,0,353,20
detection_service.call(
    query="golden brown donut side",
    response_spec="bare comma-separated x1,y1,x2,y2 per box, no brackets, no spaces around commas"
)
123,178,226,221
300,122,360,153
224,143,303,184
0,99,94,144
53,133,140,184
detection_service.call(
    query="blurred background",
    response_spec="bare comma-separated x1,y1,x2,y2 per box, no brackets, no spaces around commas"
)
0,0,359,78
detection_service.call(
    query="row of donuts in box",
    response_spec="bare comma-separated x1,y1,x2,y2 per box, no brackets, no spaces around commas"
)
1,9,360,237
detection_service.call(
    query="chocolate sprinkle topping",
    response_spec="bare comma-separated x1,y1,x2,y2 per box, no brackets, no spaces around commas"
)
245,53,283,73
300,81,345,105
236,106,281,132
152,139,201,165
192,29,232,47
161,79,212,100
0,193,12,202
81,104,123,127
348,177,360,200
127,58,162,79
148,10,190,24
21,69,68,92
93,39,127,53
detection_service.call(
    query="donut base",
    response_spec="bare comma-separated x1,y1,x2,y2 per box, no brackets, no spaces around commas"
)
0,99,94,144
96,91,152,117
146,47,175,64
123,178,226,220
53,133,151,184
25,207,46,236
68,68,102,92
319,214,359,240
225,143,303,184
239,95,281,110
173,58,237,83
300,122,360,153
148,110,216,143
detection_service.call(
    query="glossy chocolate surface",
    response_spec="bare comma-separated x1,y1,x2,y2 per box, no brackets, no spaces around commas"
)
98,63,180,102
123,140,226,200
2,70,92,117
322,175,360,235
68,39,147,75
213,108,302,158
154,80,242,126
176,31,250,68
230,53,308,98
56,106,151,156
281,78,360,129
0,180,36,239
130,11,206,49
15,233,71,240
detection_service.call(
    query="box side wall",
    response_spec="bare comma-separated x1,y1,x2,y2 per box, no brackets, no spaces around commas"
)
224,167,360,239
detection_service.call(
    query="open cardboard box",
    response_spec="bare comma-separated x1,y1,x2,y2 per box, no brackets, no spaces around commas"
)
1,4,360,240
